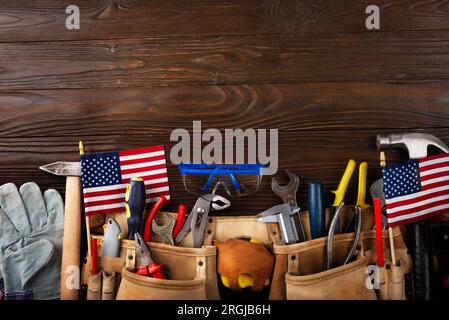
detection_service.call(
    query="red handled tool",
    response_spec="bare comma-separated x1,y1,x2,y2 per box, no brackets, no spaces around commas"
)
91,237,98,275
374,198,384,267
134,233,165,279
173,204,187,239
143,196,168,242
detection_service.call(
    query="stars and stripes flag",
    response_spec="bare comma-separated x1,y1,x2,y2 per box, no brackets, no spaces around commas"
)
382,152,449,227
80,145,170,216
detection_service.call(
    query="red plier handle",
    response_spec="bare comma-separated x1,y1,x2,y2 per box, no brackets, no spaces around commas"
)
137,263,165,279
143,196,168,242
173,204,187,239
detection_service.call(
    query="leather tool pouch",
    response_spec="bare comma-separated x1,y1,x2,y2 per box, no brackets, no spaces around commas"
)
277,235,376,300
82,206,410,300
82,214,220,300
115,242,218,300
269,205,411,300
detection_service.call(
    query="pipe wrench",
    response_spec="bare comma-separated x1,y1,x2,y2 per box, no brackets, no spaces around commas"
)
174,194,230,248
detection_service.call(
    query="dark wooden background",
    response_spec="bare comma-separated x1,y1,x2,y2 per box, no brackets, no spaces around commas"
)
1,0,449,214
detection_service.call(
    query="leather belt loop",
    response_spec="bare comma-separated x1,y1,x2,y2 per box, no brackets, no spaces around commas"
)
125,247,136,270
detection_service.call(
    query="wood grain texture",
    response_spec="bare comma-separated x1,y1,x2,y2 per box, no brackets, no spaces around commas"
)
1,1,449,216
0,129,446,214
2,82,449,137
2,30,449,89
1,0,449,42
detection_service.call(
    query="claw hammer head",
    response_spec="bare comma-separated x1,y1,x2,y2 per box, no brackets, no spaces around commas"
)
377,133,449,159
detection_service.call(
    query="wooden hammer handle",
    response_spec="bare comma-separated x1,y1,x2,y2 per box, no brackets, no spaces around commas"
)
60,176,82,300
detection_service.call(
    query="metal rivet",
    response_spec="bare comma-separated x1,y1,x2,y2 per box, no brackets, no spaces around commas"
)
207,230,212,235
209,218,213,223
199,261,203,267
291,256,296,261
272,231,277,236
128,255,133,260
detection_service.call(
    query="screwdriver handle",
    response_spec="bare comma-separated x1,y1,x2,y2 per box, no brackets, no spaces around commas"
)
308,182,325,239
374,198,384,267
125,178,146,240
148,263,165,279
356,162,370,209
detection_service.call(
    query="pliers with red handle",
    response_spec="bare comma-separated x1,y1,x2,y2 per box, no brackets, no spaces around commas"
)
173,204,187,239
134,233,165,279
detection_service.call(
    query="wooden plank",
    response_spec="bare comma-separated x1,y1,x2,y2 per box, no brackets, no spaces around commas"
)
0,129,446,214
2,82,449,137
2,31,449,89
1,1,449,42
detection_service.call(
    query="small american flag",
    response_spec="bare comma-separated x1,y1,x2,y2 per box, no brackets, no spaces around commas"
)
382,153,449,226
81,145,170,216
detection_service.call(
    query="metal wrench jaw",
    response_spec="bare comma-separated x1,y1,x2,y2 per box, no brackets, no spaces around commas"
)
210,195,231,211
256,203,300,244
151,213,175,245
256,203,292,222
271,169,300,206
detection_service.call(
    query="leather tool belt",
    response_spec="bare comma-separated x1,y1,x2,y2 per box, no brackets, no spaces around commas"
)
82,205,411,300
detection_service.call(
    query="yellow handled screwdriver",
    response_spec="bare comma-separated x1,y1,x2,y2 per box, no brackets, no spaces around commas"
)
332,159,356,233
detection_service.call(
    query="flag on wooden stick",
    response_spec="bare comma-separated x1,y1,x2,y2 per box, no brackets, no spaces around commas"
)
382,152,449,226
81,145,170,216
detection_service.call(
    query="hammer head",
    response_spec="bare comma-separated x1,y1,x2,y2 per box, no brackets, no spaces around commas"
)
377,133,449,159
39,161,81,176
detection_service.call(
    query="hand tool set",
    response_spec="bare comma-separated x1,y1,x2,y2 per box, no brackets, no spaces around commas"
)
2,133,449,300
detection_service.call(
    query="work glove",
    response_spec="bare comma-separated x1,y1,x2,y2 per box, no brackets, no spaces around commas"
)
0,182,64,300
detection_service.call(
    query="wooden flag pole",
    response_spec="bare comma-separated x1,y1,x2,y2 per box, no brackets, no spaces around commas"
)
380,151,397,266
79,141,92,260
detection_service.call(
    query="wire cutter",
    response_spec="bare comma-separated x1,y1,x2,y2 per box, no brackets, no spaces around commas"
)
134,233,165,279
327,160,369,269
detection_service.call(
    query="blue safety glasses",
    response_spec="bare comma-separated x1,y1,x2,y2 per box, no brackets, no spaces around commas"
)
178,163,264,197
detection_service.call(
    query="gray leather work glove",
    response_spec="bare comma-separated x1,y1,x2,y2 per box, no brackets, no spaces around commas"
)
0,182,64,300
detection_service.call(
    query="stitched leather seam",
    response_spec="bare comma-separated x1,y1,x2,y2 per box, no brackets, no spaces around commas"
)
121,269,205,289
285,257,367,285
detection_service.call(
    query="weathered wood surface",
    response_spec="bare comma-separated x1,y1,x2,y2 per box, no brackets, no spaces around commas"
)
1,1,449,214
0,128,447,212
1,0,449,42
2,31,449,89
2,83,449,137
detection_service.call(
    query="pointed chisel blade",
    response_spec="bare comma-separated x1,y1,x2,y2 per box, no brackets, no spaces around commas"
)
39,161,81,176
